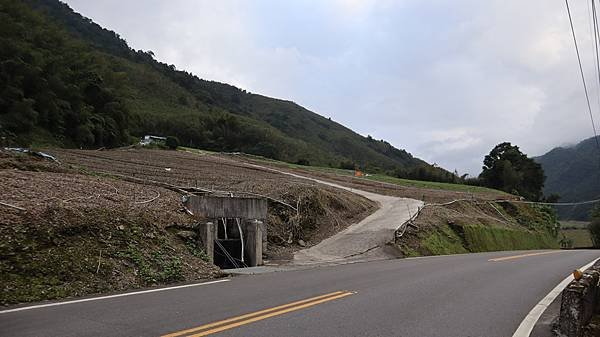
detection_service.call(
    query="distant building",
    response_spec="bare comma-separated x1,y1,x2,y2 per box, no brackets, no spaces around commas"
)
140,135,167,146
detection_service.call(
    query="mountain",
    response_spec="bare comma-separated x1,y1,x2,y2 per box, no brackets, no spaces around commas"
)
535,136,600,220
0,0,456,182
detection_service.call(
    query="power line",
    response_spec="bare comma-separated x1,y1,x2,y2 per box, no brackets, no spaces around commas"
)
565,0,600,155
589,0,600,187
495,198,600,206
585,0,600,142
590,0,600,101
591,0,600,125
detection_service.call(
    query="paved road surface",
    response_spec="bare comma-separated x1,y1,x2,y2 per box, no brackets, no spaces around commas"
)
241,162,424,264
294,192,422,264
2,249,598,337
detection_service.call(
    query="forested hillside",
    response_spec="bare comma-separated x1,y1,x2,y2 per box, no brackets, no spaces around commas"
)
0,0,456,182
535,136,600,220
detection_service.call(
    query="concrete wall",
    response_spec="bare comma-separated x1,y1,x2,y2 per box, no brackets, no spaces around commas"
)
197,222,216,263
244,220,263,267
185,196,267,219
558,263,600,337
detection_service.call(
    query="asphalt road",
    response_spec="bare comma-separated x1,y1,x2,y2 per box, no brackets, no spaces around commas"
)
2,249,598,337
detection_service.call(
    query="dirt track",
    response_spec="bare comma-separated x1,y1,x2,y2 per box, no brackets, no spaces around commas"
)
238,163,424,264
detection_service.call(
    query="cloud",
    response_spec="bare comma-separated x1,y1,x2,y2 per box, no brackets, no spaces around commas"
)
64,0,600,175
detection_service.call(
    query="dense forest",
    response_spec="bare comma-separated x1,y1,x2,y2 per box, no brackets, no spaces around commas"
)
535,136,600,220
0,0,457,182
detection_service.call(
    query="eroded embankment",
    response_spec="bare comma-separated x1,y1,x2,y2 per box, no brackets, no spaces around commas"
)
396,200,559,256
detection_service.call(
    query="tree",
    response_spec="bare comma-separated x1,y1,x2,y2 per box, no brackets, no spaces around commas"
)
295,158,310,166
166,136,179,150
5,99,38,133
479,142,546,200
339,160,355,170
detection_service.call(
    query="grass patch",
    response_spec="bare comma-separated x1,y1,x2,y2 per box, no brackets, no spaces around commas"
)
421,225,469,255
458,224,558,252
179,147,217,156
560,229,593,248
365,173,508,195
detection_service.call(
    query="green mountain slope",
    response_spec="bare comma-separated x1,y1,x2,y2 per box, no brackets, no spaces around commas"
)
535,136,600,220
0,0,454,181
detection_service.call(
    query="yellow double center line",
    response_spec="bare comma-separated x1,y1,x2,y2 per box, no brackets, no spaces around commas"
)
162,290,355,337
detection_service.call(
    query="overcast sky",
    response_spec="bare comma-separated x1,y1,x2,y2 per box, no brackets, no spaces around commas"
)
64,0,600,175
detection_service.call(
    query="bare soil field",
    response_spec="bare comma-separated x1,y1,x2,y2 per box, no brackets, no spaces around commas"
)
1,148,376,305
46,148,377,249
0,151,219,305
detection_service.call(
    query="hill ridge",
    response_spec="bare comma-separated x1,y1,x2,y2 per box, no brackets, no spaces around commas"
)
1,0,456,183
535,136,600,220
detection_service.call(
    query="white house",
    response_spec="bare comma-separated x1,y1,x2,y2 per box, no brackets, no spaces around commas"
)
140,135,167,146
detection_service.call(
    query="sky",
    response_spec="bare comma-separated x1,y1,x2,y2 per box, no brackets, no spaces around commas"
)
64,0,600,175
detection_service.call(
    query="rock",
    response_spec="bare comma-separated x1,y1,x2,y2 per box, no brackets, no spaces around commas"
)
177,230,196,240
117,225,125,231
298,239,306,247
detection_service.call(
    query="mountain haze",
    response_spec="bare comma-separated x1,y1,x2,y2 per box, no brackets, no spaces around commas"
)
0,0,456,182
535,136,600,220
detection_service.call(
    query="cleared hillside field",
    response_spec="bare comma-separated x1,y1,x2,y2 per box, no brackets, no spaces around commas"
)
1,148,375,305
45,148,378,248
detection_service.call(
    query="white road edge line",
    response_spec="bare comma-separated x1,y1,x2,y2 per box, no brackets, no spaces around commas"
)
512,257,600,337
0,279,230,314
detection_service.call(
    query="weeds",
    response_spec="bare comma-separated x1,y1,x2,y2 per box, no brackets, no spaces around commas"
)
118,245,184,284
185,241,210,262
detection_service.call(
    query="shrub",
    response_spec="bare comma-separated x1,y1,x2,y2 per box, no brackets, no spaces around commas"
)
339,160,355,170
589,206,600,248
166,136,179,150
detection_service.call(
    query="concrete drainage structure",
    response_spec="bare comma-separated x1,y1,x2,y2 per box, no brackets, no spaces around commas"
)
184,196,267,269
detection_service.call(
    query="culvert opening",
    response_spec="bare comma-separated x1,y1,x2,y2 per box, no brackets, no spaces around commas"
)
183,195,266,269
214,218,250,269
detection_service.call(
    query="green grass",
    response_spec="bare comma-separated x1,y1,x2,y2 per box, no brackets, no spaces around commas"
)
179,146,217,155
364,173,508,195
560,229,593,248
460,224,558,252
411,224,558,257
421,225,469,255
